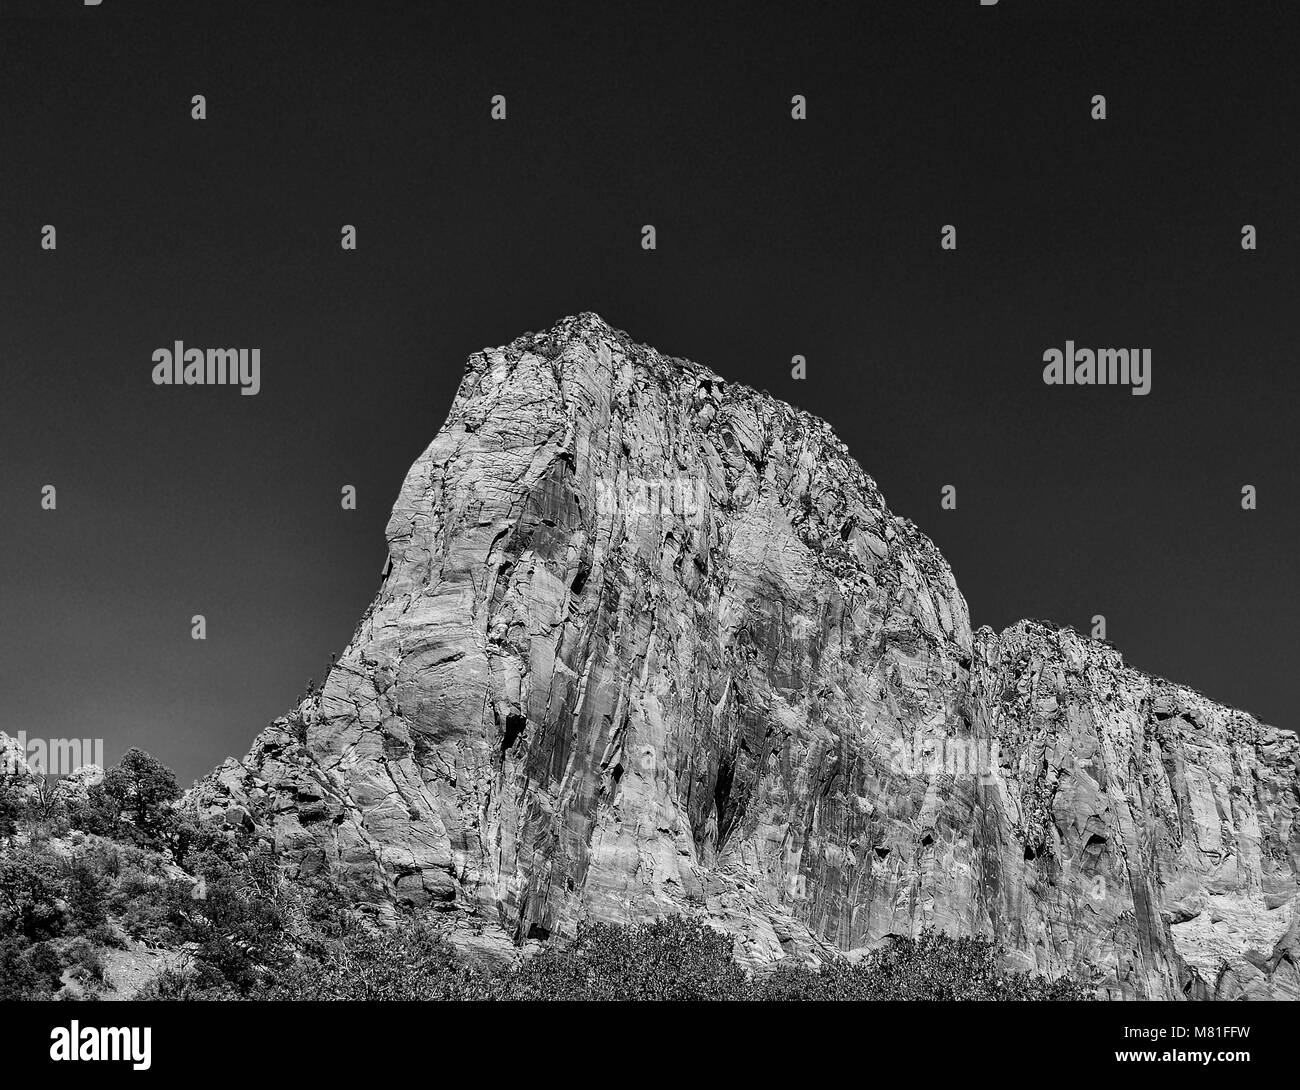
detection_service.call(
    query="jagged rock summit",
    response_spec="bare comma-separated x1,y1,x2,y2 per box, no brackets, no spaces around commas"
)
189,313,1299,999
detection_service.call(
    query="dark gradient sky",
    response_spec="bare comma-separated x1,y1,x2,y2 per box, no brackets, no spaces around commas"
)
1,1,1295,784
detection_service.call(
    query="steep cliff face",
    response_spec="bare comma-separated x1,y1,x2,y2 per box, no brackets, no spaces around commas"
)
189,313,1299,998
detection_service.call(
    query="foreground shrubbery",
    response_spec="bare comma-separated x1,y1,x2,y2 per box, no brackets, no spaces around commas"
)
269,915,753,1002
0,748,1094,1002
755,929,1094,1001
270,917,1094,1002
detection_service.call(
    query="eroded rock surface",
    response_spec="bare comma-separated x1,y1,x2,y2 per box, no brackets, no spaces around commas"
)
187,313,1298,998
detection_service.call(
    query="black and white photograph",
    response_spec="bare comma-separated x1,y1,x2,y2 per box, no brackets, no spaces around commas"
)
1,0,1296,1076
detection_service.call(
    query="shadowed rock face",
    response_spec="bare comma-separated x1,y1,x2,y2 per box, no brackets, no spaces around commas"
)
188,313,1299,998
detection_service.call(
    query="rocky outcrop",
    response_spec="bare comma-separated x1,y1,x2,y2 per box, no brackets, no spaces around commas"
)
187,313,1298,998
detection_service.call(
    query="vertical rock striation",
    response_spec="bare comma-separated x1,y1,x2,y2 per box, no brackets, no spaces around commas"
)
188,313,1298,998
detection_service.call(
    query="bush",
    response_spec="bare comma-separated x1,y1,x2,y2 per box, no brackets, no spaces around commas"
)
106,853,176,945
171,816,269,870
752,929,1095,1001
134,962,242,1001
119,897,176,946
507,916,747,1001
64,937,108,987
271,923,479,1001
853,929,1094,1001
0,939,67,1000
133,966,190,1000
65,855,109,933
83,920,127,949
77,838,124,880
0,847,67,941
161,847,289,995
0,936,40,999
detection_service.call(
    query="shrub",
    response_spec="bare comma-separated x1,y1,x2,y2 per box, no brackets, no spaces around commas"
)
271,923,478,1001
753,929,1095,1001
104,853,175,945
65,937,108,987
0,936,40,999
78,838,123,879
134,962,242,1001
0,847,67,942
161,847,289,995
507,916,747,1001
0,940,68,999
84,920,127,949
65,855,109,933
853,929,1092,1000
119,896,176,946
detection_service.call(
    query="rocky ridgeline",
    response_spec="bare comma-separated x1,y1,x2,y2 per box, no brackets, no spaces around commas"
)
186,313,1298,999
0,734,104,814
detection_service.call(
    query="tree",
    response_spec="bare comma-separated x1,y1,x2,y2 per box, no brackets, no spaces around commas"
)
66,781,122,837
0,848,66,942
103,748,179,847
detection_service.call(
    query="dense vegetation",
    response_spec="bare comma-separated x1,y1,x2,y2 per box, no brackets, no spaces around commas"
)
0,746,1094,1001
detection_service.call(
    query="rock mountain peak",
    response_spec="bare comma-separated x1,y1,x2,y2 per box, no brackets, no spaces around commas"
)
188,315,1298,999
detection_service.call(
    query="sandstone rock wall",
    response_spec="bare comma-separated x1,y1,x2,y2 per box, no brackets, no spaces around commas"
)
188,314,1298,998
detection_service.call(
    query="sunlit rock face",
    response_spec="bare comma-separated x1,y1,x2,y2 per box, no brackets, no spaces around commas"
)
187,313,1298,998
